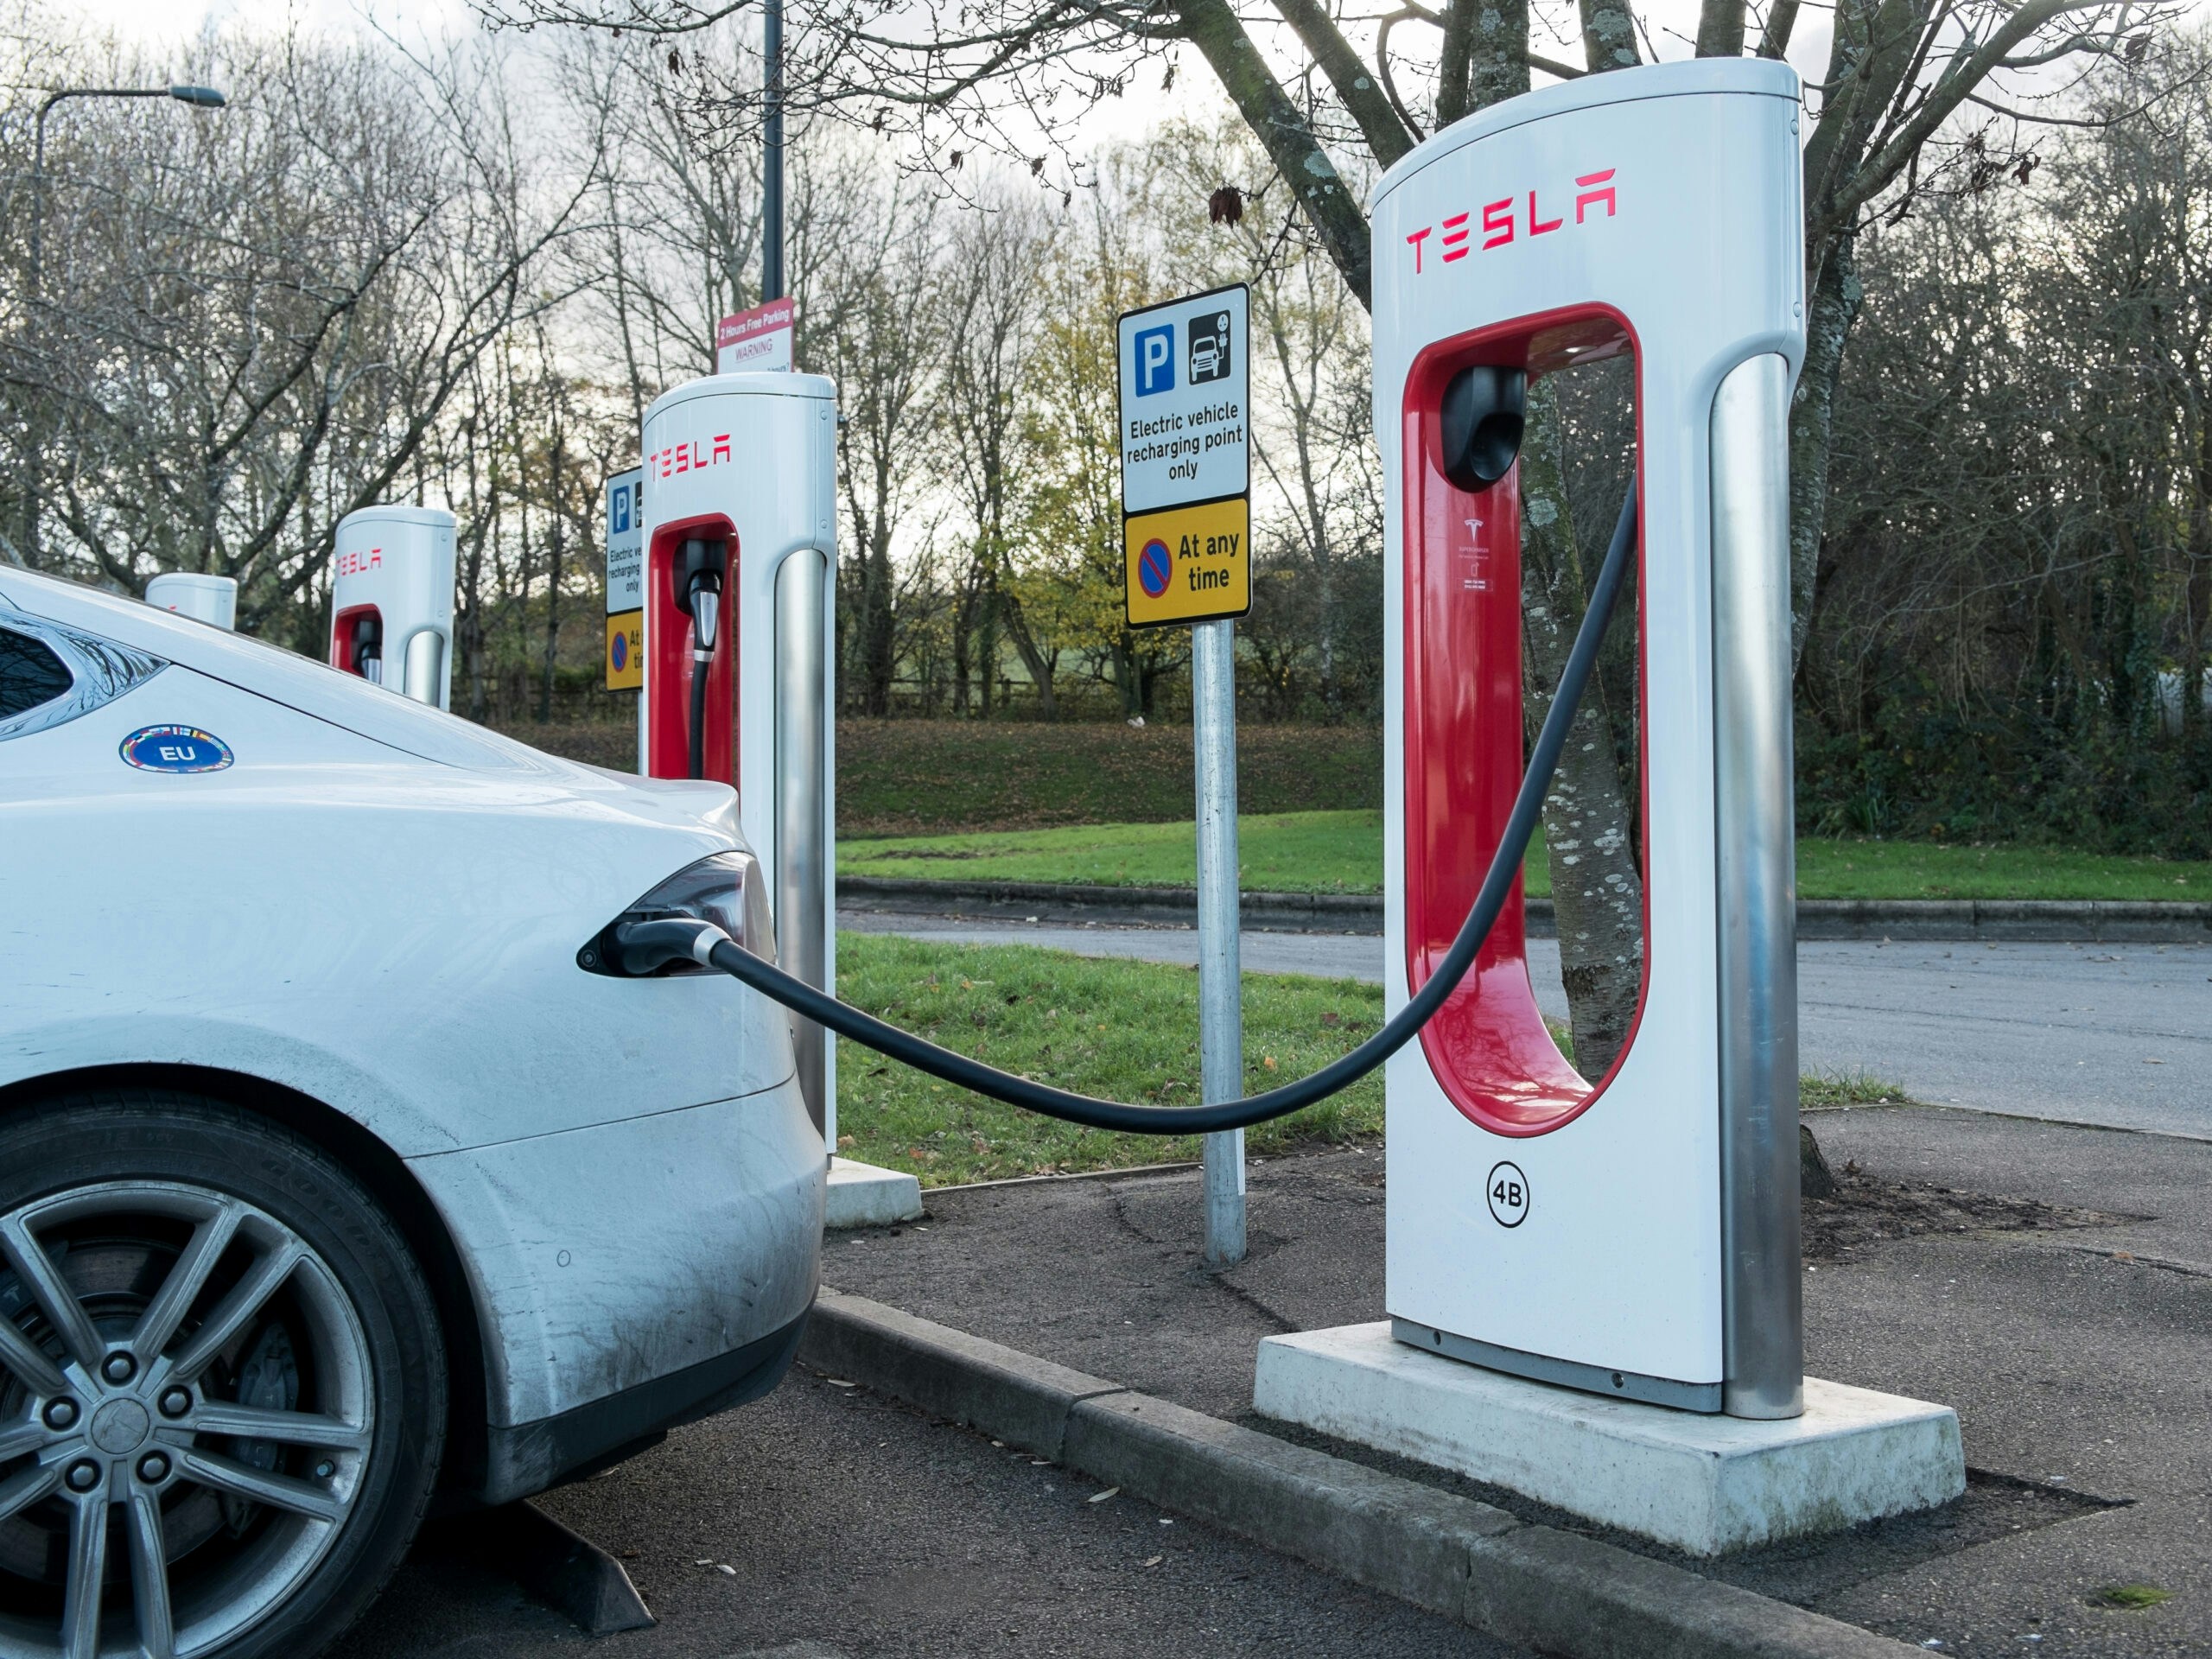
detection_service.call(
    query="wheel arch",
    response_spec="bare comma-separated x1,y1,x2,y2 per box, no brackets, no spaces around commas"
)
0,1061,493,1502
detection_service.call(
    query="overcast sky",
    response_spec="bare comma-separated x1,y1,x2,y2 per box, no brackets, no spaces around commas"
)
63,0,1843,139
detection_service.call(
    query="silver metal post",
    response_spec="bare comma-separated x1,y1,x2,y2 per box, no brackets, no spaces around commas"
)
762,0,785,302
1712,353,1802,1420
1192,618,1246,1268
776,549,830,1136
401,629,447,709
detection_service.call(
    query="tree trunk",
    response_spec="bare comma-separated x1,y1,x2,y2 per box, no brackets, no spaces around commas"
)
537,424,566,725
1789,232,1866,670
1517,381,1646,1077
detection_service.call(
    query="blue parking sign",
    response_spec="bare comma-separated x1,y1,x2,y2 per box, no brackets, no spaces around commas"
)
1134,323,1175,396
611,484,632,534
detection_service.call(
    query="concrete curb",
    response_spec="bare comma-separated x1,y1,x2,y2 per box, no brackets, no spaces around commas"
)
840,875,2212,942
800,1290,1920,1659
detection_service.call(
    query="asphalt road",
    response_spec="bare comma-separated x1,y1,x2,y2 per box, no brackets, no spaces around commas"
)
840,912,2212,1140
331,1365,1525,1659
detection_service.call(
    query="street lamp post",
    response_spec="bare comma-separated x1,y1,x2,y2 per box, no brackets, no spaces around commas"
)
19,83,224,563
762,3,784,302
30,84,225,297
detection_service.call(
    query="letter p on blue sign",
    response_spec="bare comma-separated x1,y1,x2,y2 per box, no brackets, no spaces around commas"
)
1135,324,1175,396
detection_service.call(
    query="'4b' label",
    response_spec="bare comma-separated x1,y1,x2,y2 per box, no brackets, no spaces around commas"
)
1486,1161,1529,1228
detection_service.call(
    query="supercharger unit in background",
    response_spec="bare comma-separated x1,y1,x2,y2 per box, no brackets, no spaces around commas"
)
145,571,238,630
638,373,841,1145
1374,60,1807,1419
329,505,457,709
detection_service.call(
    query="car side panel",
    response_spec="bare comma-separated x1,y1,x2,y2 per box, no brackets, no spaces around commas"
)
0,669,795,1152
406,1075,823,1436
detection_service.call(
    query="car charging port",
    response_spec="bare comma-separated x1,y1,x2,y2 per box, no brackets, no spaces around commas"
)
576,851,775,977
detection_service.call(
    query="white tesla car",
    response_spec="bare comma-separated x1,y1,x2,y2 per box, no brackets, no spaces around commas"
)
0,566,823,1657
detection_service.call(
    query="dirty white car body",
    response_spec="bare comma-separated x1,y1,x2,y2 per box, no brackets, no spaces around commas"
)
0,566,823,1656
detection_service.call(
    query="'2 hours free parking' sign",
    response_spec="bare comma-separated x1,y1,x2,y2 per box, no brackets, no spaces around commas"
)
1117,284,1251,628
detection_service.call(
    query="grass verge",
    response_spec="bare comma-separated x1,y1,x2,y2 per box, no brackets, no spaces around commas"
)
842,810,2212,901
835,932,1383,1185
842,809,1417,894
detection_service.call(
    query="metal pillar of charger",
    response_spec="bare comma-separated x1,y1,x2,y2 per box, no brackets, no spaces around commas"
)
1256,60,1961,1556
637,372,919,1225
328,505,457,709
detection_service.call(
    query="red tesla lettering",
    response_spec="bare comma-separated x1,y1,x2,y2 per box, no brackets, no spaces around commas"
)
1529,190,1562,235
1482,199,1513,249
1575,169,1617,222
1440,212,1471,263
676,442,690,474
713,434,731,463
1406,226,1432,273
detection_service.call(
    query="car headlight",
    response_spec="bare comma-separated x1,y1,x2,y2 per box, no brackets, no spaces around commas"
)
575,851,777,977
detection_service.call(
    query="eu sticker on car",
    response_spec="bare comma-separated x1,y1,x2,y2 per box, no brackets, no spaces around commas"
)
120,725,234,773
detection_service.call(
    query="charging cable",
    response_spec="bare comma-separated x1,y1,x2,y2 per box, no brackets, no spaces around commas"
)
620,481,1636,1135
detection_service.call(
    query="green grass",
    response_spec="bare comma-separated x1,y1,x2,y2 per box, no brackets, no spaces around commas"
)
2088,1584,2173,1611
842,809,1421,893
843,810,2212,901
836,720,1380,836
1796,840,2208,900
835,932,1385,1185
1800,1071,1910,1110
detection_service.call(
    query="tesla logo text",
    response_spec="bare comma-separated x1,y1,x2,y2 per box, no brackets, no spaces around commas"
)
335,547,382,576
1405,169,1617,275
651,435,734,479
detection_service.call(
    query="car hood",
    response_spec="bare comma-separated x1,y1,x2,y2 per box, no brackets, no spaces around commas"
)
0,565,734,839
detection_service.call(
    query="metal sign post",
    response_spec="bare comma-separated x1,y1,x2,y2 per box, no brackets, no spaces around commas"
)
1117,283,1252,1268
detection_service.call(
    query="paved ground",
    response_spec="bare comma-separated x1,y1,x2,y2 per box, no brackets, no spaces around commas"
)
821,1104,2212,1656
331,1332,1526,1658
841,912,2212,1139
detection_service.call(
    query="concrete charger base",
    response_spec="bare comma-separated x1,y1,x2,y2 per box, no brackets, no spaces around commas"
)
825,1156,925,1228
1254,1323,1965,1557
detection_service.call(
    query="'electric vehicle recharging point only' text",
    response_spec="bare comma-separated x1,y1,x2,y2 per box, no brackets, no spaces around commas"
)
329,505,457,709
1252,58,1964,1554
637,372,920,1225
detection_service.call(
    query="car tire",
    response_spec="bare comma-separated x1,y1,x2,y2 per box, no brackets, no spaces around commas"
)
0,1088,446,1659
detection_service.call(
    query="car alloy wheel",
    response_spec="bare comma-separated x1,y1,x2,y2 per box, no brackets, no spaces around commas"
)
0,1179,376,1658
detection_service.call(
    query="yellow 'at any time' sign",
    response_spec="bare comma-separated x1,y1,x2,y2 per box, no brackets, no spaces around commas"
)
606,610,643,691
1124,497,1251,628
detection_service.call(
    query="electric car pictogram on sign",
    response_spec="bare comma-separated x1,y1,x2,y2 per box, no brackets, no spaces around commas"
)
1189,309,1232,383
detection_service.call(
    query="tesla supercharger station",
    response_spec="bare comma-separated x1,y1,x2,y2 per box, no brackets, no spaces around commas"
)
1255,60,1962,1554
329,505,457,709
637,372,919,1224
145,572,238,630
